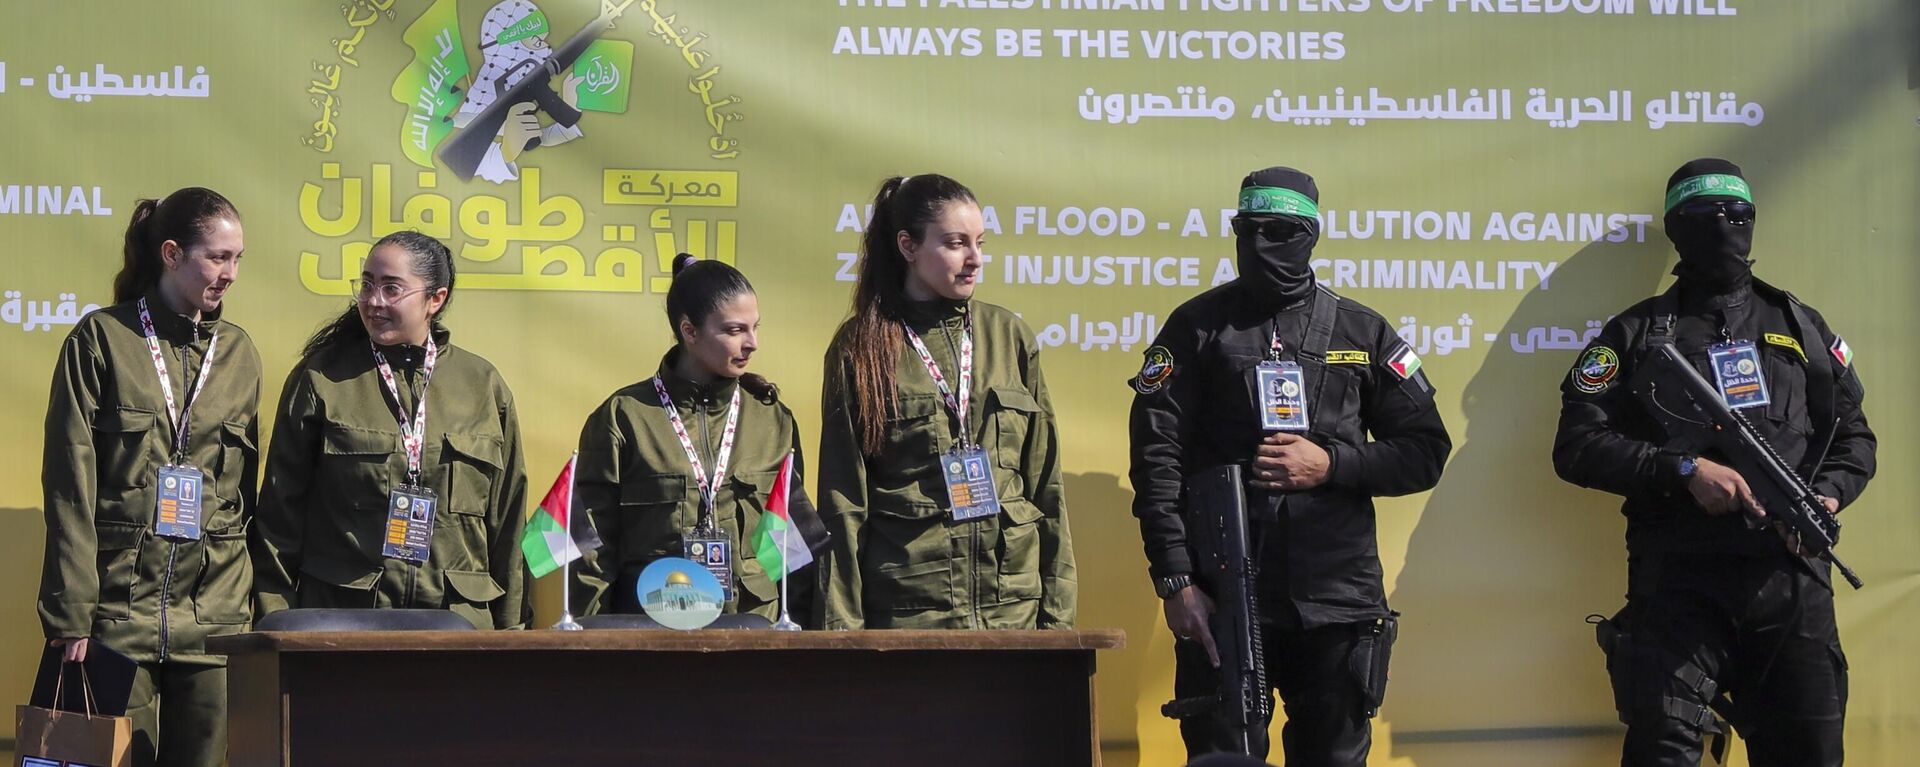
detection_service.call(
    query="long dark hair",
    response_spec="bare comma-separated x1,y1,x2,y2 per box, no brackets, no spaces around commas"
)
113,187,240,304
835,174,978,456
301,231,457,358
666,252,775,400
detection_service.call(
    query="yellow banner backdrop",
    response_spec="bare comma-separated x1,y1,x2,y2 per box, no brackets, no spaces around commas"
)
1,2,1914,764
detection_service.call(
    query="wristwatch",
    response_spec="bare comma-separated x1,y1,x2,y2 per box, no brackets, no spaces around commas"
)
1154,573,1195,599
1676,454,1698,480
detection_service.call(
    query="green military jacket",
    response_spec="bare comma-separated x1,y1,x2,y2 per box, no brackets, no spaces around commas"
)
39,293,262,665
819,298,1076,630
569,349,811,622
252,328,529,629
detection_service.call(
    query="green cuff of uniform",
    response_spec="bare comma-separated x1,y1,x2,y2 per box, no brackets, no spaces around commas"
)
1239,186,1320,218
1664,174,1753,213
493,11,550,47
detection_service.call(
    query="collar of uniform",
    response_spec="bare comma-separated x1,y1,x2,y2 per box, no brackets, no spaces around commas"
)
1677,281,1753,313
140,288,221,342
373,325,452,369
655,346,740,411
1233,280,1315,316
900,296,969,328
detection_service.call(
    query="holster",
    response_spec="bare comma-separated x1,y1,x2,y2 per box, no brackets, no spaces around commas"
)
1349,611,1399,718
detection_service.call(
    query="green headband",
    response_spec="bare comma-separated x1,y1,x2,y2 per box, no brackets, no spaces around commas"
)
1238,186,1319,218
494,11,550,47
1664,174,1753,213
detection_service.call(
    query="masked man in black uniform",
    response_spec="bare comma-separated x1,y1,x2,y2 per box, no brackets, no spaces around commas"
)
1129,167,1452,764
1554,158,1876,767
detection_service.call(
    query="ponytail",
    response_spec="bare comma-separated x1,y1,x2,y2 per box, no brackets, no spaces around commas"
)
667,252,778,402
837,174,977,455
113,187,239,304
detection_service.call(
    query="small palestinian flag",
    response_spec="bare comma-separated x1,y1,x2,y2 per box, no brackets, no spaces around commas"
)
1388,345,1423,380
1830,336,1853,368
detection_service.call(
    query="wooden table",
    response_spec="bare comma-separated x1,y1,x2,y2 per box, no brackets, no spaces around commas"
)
208,629,1125,767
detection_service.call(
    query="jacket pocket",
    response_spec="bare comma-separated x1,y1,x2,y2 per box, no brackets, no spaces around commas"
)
194,523,253,625
94,407,159,494
995,499,1045,603
865,500,953,612
619,473,690,560
209,420,255,529
871,395,945,483
441,432,503,516
94,521,145,621
987,386,1042,473
321,426,398,498
444,569,505,629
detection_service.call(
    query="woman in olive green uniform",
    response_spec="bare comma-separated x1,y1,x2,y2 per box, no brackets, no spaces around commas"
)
253,231,529,630
570,254,814,622
819,174,1076,630
39,188,258,767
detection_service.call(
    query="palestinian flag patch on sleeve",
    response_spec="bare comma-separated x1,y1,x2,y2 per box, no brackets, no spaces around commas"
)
1386,344,1422,380
1830,336,1853,368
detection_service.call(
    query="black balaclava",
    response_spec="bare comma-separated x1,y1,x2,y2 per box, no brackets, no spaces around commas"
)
1664,157,1757,294
1235,167,1321,307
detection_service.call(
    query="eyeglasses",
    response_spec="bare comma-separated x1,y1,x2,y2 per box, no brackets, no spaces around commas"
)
349,279,434,304
1230,216,1316,241
1675,200,1756,226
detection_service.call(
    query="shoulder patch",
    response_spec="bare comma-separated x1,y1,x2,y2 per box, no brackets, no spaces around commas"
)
1830,336,1853,368
1571,346,1620,394
1131,345,1175,394
1326,350,1370,365
1763,333,1807,362
1385,345,1422,380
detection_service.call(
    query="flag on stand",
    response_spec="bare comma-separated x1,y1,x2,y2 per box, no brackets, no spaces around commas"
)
520,454,601,578
749,452,812,581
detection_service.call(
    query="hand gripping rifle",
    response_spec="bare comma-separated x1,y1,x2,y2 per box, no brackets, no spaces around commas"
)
1631,343,1862,589
1161,465,1271,754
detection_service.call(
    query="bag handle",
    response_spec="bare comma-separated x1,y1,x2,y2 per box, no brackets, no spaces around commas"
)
51,656,101,717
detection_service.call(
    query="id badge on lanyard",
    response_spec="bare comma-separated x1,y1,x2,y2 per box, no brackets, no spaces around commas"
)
655,376,741,601
1258,362,1310,432
1258,330,1310,432
382,485,437,564
1709,340,1770,410
154,465,205,540
683,532,735,603
139,299,217,541
941,447,1000,521
373,340,440,564
902,317,1001,522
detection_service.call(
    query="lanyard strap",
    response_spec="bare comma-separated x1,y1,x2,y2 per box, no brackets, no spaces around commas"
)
138,298,218,459
652,376,742,519
371,338,439,483
901,313,975,446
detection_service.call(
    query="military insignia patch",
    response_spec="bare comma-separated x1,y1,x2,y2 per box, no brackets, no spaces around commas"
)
1132,345,1175,394
1571,346,1620,394
1326,350,1370,365
1763,333,1806,362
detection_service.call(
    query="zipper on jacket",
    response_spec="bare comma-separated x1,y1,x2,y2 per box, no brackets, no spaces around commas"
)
159,542,178,661
938,320,984,629
156,336,201,662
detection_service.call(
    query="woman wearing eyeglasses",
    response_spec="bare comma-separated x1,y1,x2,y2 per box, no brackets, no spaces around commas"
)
253,231,530,629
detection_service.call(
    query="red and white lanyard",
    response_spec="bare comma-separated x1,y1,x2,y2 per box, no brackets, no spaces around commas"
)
652,376,741,515
138,298,218,460
371,338,439,484
901,312,974,447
